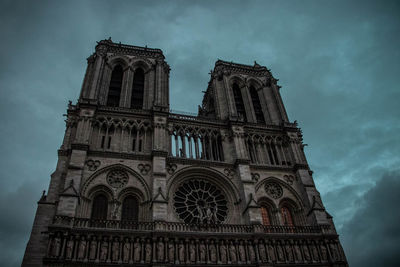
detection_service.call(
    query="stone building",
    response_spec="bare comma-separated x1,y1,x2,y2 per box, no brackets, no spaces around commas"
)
23,39,348,266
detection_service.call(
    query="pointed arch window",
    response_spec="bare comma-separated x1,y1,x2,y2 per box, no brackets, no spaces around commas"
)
91,194,108,220
249,85,265,123
121,195,139,221
261,206,271,226
107,65,123,107
281,206,294,226
232,83,247,121
131,68,144,109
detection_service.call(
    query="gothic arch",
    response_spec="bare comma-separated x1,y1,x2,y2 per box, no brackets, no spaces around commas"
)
107,55,130,69
81,163,151,202
246,77,263,89
88,184,114,201
117,186,145,203
227,75,245,88
131,59,152,72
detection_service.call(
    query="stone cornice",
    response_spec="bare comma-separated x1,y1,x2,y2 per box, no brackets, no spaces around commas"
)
167,157,233,168
88,150,152,161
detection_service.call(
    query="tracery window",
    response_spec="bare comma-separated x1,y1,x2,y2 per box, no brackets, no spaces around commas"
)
281,206,294,226
107,65,123,107
121,195,139,221
173,179,228,224
131,68,144,109
249,85,265,123
91,194,108,220
232,83,247,121
261,206,271,226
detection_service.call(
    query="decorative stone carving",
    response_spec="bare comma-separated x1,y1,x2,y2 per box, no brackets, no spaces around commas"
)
178,241,185,262
259,242,267,262
238,240,246,262
65,238,74,259
51,235,61,257
320,243,328,261
157,238,164,261
224,168,235,177
99,239,108,261
133,239,141,262
89,238,97,260
265,182,283,199
251,173,260,182
199,240,206,262
283,174,295,185
138,163,151,175
145,240,152,263
294,243,303,262
277,243,285,262
86,159,101,171
107,169,128,188
209,240,217,263
123,239,130,262
248,241,255,262
166,163,177,174
329,243,339,261
303,243,311,261
311,242,319,261
168,240,175,263
173,179,228,224
220,241,227,263
285,242,294,262
112,238,119,262
267,243,276,262
229,241,237,263
189,240,196,262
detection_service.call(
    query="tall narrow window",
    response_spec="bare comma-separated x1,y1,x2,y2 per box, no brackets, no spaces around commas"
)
107,65,123,107
261,206,271,226
91,194,108,220
232,83,247,121
121,196,138,221
249,86,265,123
281,206,294,226
131,68,144,109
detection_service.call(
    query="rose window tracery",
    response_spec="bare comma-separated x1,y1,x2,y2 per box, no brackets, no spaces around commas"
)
265,182,283,199
106,169,129,188
173,179,228,224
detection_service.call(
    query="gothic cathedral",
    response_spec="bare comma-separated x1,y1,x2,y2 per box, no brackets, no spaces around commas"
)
23,39,348,266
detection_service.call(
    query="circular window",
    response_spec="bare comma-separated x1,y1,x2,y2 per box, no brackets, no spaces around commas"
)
106,169,129,188
173,179,228,224
265,182,283,199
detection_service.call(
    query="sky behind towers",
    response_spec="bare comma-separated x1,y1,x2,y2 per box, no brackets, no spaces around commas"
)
0,0,399,266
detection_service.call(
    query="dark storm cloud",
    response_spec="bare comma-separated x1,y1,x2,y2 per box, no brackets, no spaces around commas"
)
341,170,400,267
0,0,399,266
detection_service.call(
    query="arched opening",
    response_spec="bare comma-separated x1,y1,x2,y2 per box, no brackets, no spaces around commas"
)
232,83,247,122
91,194,108,220
280,206,294,226
107,65,123,107
131,68,144,109
121,195,139,221
261,206,272,226
249,85,265,123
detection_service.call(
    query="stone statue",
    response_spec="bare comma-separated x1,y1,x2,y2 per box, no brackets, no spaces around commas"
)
189,240,196,262
112,239,119,261
277,244,285,262
259,242,267,262
209,240,217,263
77,237,86,260
51,235,61,257
294,244,302,261
168,241,175,263
65,238,74,259
206,206,213,224
197,205,204,223
133,240,141,262
123,240,130,262
248,241,255,262
229,241,237,263
157,238,164,261
329,243,339,261
303,244,311,261
267,244,276,262
220,241,227,263
145,241,152,263
199,241,206,262
285,243,294,262
112,201,120,219
89,238,97,260
178,241,185,262
238,240,246,262
100,240,108,261
320,244,328,261
311,243,319,261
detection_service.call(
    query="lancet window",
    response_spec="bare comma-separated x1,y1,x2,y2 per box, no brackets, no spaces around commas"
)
91,117,152,153
232,83,247,121
246,135,292,166
280,206,294,226
249,85,265,123
131,68,145,109
121,196,139,221
170,126,224,162
261,206,271,226
91,194,108,220
107,65,123,107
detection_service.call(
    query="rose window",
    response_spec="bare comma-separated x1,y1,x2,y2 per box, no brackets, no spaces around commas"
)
173,179,228,224
265,182,283,199
106,169,129,188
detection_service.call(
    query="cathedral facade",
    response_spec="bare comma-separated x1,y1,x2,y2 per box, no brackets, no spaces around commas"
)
23,39,348,266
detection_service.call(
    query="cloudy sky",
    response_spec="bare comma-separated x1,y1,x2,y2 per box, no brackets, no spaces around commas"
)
0,0,399,266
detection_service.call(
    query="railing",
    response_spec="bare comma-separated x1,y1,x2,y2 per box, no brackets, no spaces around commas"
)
52,216,332,234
